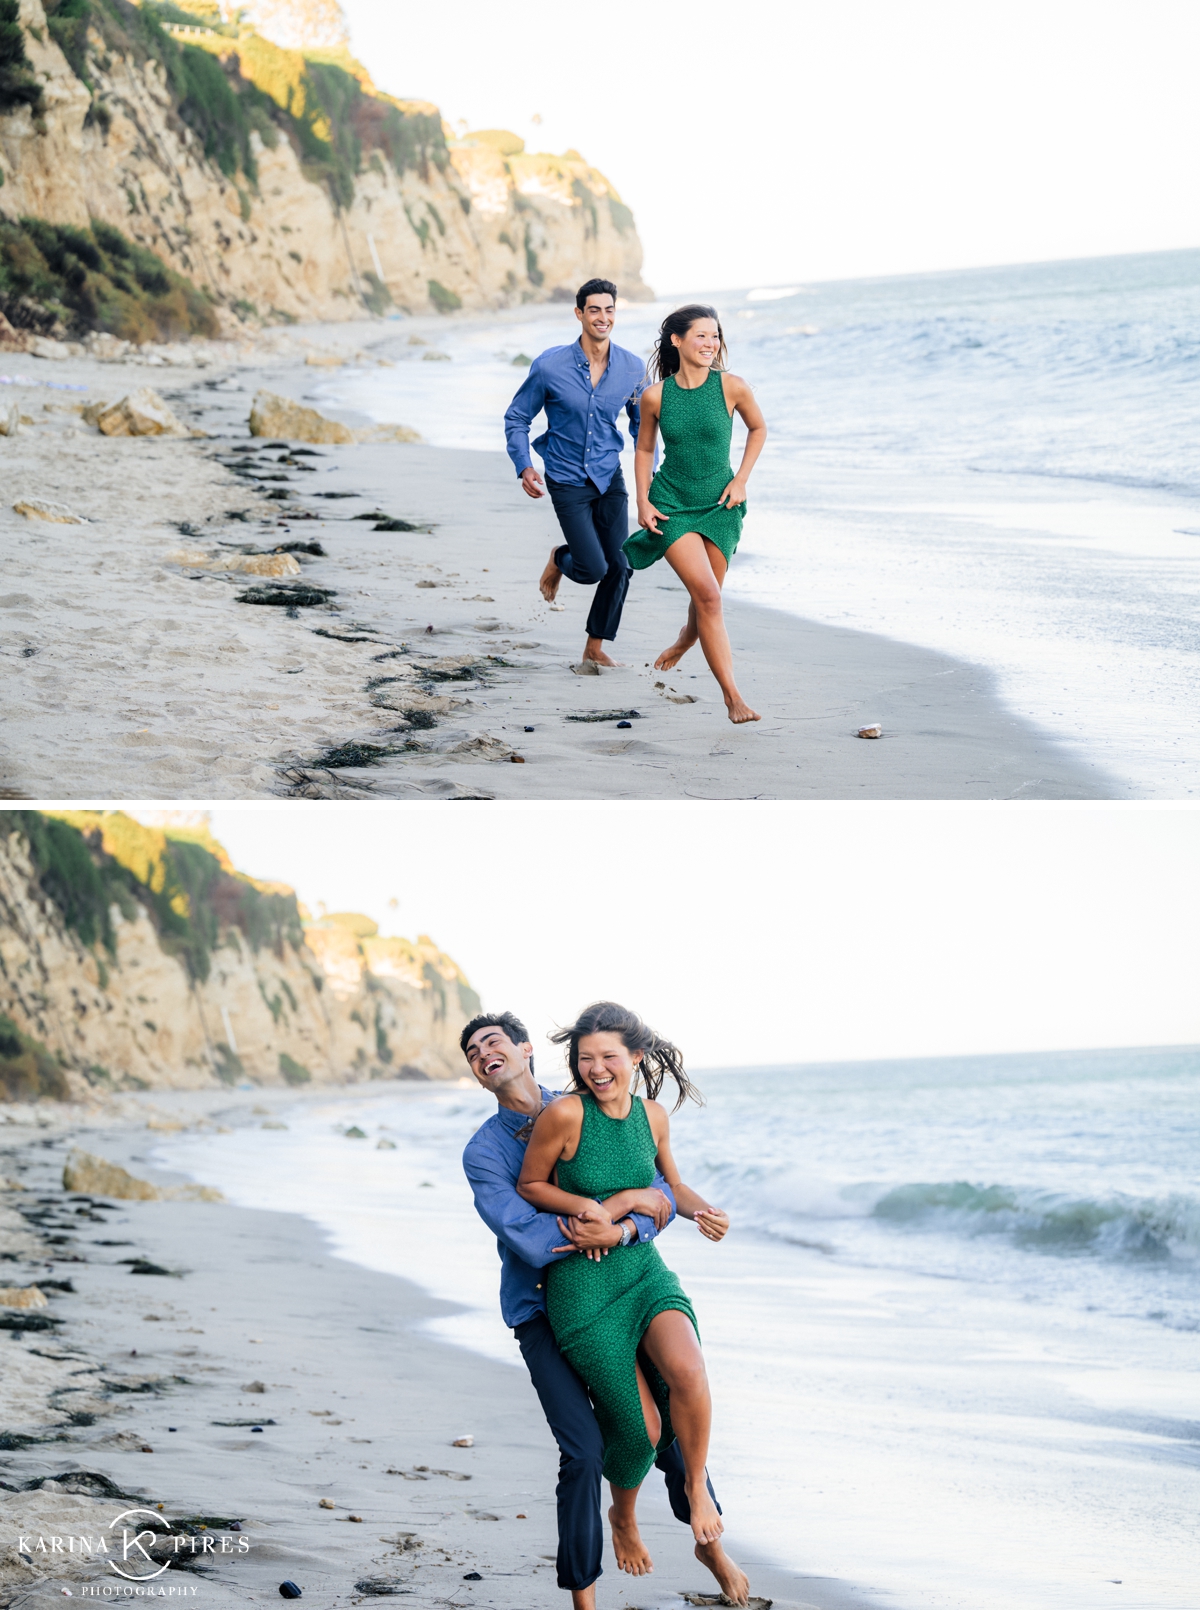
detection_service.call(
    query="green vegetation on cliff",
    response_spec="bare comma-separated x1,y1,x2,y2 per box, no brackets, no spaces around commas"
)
0,1013,70,1102
0,0,43,117
0,811,304,983
0,216,219,341
35,0,448,210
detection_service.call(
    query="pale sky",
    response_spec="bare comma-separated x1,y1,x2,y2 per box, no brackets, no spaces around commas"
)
341,0,1200,293
204,804,1200,1070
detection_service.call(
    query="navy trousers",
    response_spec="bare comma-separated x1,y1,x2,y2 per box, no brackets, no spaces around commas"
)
515,1310,721,1592
545,471,632,643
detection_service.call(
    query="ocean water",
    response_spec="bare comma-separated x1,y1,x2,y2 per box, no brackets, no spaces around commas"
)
310,249,1200,797
155,1046,1200,1610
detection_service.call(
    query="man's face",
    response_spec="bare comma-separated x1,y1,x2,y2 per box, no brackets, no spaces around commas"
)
464,1025,532,1096
575,294,616,343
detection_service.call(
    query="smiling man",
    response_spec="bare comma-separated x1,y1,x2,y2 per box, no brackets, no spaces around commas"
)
503,279,645,667
460,1011,748,1610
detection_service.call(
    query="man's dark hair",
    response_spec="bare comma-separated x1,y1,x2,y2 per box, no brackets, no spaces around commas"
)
576,278,617,310
459,1010,531,1057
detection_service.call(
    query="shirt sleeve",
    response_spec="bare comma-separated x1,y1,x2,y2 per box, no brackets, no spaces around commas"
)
625,373,643,450
504,360,549,478
463,1140,575,1267
628,1173,677,1245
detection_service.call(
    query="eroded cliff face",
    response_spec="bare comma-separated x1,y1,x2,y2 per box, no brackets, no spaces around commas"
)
0,0,650,325
0,815,480,1099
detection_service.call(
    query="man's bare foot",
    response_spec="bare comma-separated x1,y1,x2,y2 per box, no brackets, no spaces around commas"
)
725,694,760,724
695,1538,750,1606
581,639,623,667
539,545,563,602
686,1484,724,1546
654,631,696,672
608,1505,654,1576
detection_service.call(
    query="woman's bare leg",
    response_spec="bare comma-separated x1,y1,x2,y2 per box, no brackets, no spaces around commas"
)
658,534,759,722
654,595,698,671
641,1311,722,1542
607,1360,659,1575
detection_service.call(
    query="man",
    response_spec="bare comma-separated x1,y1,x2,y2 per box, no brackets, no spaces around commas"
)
460,1011,750,1610
503,279,644,668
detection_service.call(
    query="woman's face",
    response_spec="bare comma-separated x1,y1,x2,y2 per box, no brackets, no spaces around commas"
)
671,317,721,368
576,1032,642,1104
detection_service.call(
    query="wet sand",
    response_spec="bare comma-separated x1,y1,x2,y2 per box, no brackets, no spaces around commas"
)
0,1088,890,1610
0,333,1124,801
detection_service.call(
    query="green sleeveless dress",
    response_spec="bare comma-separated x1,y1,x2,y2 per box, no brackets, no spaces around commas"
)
624,368,744,570
547,1093,699,1489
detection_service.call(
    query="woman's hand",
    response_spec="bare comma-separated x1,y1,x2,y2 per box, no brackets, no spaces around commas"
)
694,1207,729,1243
718,477,747,509
553,1210,621,1261
603,1187,671,1230
638,500,667,536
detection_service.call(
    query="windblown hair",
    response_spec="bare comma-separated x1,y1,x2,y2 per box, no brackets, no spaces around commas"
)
648,303,727,382
549,1001,702,1112
460,1010,532,1058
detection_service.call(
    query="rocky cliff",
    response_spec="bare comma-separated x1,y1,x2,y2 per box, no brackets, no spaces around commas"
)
0,0,650,338
0,810,480,1099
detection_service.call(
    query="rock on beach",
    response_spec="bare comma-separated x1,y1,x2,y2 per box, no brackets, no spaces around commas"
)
62,1149,224,1202
84,388,190,438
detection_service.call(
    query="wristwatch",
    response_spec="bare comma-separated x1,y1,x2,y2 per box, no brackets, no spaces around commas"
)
618,1220,635,1248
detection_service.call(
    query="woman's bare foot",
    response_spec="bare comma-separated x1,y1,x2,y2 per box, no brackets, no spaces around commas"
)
695,1539,750,1606
654,630,697,672
725,694,760,724
582,637,623,667
686,1484,724,1545
608,1505,654,1575
539,546,564,602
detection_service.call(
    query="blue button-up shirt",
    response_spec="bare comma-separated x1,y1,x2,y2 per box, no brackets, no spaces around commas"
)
462,1086,676,1329
504,339,645,492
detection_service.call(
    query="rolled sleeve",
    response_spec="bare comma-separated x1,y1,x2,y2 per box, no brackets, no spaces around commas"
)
464,1146,574,1267
629,1174,677,1245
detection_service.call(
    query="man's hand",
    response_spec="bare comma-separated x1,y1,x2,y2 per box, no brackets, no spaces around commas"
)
520,467,545,500
603,1187,671,1230
553,1211,624,1262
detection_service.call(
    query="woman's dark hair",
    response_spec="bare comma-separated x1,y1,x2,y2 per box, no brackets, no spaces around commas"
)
648,303,727,382
549,1001,702,1111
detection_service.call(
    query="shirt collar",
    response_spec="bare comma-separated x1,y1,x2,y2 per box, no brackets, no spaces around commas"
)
495,1085,559,1131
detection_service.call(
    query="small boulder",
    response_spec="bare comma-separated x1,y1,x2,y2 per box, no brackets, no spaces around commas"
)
0,402,20,437
63,1149,224,1202
0,1285,48,1309
13,497,88,524
355,422,422,444
90,388,190,438
249,391,354,445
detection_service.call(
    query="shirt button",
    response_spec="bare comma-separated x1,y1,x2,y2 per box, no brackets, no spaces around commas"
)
535,1283,542,1290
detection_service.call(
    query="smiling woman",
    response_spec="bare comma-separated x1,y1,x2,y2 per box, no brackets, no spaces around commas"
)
516,1002,738,1592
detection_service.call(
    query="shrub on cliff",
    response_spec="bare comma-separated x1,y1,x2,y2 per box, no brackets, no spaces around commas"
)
0,216,218,342
0,0,44,118
0,811,305,983
0,1014,71,1102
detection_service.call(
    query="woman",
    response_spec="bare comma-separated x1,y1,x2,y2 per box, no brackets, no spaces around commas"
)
517,1002,734,1580
625,305,767,724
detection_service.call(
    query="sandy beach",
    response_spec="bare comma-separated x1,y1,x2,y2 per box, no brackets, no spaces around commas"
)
0,1086,887,1610
0,323,1122,802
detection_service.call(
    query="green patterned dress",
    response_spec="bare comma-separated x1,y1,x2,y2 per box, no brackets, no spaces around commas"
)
624,368,744,570
546,1093,698,1489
